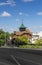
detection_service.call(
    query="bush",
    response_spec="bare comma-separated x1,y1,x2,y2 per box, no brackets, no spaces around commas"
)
16,36,30,46
19,45,42,48
34,38,42,45
11,36,30,46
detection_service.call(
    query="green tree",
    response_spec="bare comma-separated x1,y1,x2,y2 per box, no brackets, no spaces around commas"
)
0,29,5,34
0,29,10,46
35,38,42,45
13,36,30,46
0,29,5,46
6,32,10,39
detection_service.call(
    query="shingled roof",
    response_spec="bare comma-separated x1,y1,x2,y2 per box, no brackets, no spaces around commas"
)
14,29,32,36
13,23,32,39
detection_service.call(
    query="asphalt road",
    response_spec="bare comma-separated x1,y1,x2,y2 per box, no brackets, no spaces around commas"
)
0,48,42,65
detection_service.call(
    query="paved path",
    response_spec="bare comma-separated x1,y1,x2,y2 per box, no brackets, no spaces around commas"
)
0,48,42,65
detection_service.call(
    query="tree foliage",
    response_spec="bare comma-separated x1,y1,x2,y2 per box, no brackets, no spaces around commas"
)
0,29,5,46
35,38,42,45
0,29,10,46
12,36,30,46
17,36,30,44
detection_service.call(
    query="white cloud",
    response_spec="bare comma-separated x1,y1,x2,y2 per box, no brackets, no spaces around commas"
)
19,12,23,16
1,11,11,17
0,0,16,6
19,12,29,17
16,19,19,22
37,12,42,15
22,0,34,2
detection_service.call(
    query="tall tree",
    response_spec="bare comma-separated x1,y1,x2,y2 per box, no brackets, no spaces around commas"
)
0,29,10,46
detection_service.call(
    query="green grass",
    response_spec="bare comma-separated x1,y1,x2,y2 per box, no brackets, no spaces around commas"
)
19,45,42,48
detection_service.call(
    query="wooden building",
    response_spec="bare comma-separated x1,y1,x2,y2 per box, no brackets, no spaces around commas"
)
13,23,32,39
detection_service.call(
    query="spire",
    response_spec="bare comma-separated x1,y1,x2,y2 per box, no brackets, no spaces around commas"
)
22,19,23,25
19,20,26,31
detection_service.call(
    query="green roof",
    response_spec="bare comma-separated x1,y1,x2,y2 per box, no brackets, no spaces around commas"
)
19,23,26,28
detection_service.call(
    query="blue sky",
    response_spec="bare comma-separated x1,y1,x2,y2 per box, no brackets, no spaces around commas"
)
0,0,42,33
